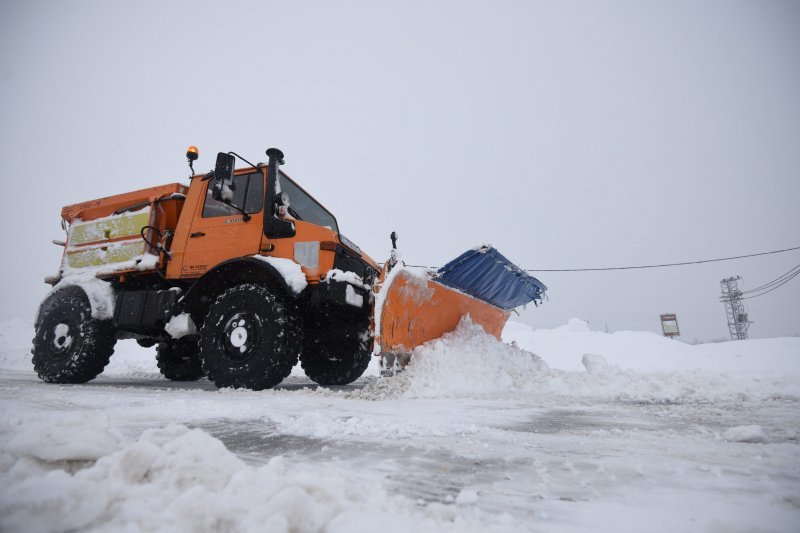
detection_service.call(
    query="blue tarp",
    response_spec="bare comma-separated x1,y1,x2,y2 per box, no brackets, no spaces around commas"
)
435,247,547,311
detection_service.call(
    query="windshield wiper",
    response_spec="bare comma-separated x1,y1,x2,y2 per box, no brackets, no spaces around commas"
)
288,207,303,221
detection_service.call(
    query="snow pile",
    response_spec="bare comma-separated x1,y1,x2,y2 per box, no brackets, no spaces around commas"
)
550,353,762,404
135,252,160,271
503,319,800,378
723,425,768,443
253,255,308,294
361,318,549,400
503,318,697,372
0,423,519,533
504,319,800,397
2,414,120,465
164,313,196,339
359,318,800,403
324,269,370,290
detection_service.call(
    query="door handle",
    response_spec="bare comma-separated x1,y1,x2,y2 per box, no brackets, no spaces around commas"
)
190,231,206,238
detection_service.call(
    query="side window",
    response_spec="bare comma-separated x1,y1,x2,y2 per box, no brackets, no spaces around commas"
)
202,172,264,218
243,172,264,213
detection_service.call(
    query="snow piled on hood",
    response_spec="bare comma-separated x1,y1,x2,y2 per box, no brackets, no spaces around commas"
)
357,318,800,403
0,422,517,533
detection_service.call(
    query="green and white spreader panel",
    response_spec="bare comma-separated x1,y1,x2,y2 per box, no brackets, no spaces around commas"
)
62,207,156,273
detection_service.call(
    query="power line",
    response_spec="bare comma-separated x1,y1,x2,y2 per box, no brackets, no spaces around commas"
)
741,264,800,295
401,244,800,273
529,245,800,272
742,267,800,300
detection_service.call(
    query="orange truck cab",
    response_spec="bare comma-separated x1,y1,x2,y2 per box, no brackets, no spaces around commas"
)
35,148,379,390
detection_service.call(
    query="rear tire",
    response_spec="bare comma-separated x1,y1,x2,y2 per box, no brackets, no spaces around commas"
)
301,317,371,386
199,284,301,390
32,286,116,383
156,337,204,381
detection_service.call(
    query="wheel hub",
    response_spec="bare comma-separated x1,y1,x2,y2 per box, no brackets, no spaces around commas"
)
230,326,248,348
49,322,76,358
220,313,261,362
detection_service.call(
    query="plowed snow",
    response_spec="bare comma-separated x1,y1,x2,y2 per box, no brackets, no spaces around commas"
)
1,318,798,532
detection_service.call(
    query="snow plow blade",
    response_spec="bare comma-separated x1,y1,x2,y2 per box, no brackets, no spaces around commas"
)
377,246,546,359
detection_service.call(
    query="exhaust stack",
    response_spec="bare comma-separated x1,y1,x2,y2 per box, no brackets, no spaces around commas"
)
264,148,295,239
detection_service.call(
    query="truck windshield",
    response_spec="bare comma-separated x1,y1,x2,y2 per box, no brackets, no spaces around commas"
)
280,172,339,233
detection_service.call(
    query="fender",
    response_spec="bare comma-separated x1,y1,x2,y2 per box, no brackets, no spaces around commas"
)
39,276,116,323
180,256,302,318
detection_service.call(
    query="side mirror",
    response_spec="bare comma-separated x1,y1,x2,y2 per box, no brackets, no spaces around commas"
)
211,152,236,201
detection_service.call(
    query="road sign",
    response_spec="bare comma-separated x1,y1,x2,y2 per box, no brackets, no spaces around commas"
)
660,314,680,337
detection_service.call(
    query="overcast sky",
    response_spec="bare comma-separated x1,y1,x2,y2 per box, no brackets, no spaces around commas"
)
1,0,798,341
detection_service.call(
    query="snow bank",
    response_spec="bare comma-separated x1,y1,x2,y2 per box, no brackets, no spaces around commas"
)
503,319,800,378
0,423,520,533
252,255,308,294
3,414,120,464
0,318,34,371
358,318,800,403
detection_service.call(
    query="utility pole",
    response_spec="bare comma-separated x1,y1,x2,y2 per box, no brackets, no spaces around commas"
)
720,276,752,341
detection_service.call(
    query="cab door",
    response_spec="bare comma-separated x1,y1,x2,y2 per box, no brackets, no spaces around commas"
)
179,169,265,278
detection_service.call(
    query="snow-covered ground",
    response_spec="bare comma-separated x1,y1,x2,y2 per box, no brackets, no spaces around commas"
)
1,317,798,532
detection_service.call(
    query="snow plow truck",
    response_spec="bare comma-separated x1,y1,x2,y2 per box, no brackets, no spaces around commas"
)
33,147,546,390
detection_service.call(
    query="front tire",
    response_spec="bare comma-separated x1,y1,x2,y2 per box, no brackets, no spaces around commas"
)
199,284,301,390
301,317,371,386
156,337,204,381
32,286,116,383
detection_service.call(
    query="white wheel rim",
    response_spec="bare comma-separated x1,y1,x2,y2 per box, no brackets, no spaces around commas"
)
53,323,73,349
230,326,248,348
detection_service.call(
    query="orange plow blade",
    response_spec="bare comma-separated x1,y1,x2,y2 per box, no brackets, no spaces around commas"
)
375,247,547,367
377,268,510,355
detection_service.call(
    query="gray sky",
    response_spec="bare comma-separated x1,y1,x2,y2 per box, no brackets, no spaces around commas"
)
1,0,798,341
